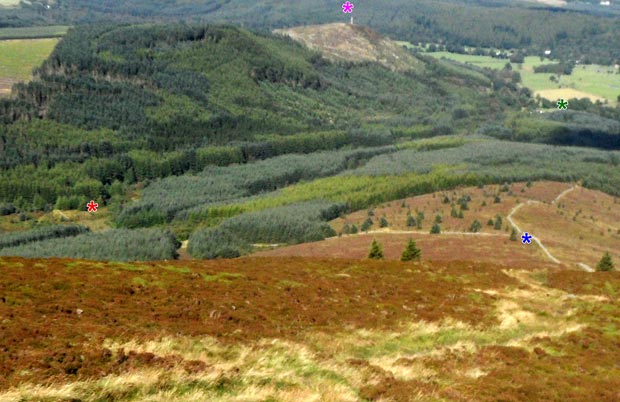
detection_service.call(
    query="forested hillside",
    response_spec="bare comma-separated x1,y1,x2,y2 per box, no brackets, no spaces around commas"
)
0,23,517,213
2,0,620,65
1,22,620,261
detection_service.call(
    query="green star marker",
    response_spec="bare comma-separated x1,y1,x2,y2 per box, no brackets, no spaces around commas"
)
557,98,569,110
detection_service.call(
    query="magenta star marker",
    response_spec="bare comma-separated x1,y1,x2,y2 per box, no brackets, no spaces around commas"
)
342,1,354,13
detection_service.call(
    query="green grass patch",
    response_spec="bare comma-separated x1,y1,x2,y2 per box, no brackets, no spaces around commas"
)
468,292,484,303
200,272,246,283
530,270,549,286
159,264,192,274
0,260,24,268
0,38,59,81
397,135,472,151
107,262,147,272
131,275,164,288
432,51,507,69
352,323,542,360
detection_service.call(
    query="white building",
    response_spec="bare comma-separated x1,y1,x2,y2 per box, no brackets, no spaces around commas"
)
544,50,552,56
600,1,611,6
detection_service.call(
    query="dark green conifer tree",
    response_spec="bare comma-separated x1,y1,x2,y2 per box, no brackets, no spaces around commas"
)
368,239,384,260
597,252,614,272
469,220,482,233
401,238,421,261
406,215,416,227
510,228,518,241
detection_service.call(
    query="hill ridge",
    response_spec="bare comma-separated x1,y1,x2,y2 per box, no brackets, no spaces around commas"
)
274,22,420,71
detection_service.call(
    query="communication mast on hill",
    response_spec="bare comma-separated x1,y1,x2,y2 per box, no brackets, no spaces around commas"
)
342,2,354,23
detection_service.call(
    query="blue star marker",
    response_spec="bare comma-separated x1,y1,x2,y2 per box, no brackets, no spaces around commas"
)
521,232,533,244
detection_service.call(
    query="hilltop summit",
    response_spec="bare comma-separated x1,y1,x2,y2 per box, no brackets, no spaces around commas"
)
274,23,419,71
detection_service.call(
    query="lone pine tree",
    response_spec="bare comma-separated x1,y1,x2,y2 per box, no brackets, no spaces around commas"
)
469,220,482,233
406,215,416,227
361,217,373,232
597,252,614,272
341,223,351,235
430,223,441,234
494,215,503,230
380,216,389,228
368,239,384,260
510,227,518,241
401,238,421,261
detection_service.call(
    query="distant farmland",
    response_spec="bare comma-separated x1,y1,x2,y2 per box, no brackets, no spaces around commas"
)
426,52,620,105
0,38,59,95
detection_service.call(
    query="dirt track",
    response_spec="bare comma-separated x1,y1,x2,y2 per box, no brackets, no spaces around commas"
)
507,185,596,271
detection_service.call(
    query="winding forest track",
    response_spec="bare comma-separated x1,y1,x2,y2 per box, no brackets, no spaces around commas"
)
507,200,560,264
507,185,593,271
551,185,578,205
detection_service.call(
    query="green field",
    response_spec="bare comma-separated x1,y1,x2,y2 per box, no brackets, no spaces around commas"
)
0,25,69,39
431,51,511,69
427,51,620,105
0,38,58,94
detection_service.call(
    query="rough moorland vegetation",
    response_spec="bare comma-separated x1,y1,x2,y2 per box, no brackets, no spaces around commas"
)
1,256,619,401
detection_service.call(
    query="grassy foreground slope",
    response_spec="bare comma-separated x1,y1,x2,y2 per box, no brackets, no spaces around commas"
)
1,256,619,401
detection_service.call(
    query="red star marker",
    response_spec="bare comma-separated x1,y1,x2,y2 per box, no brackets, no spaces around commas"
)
86,200,99,213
